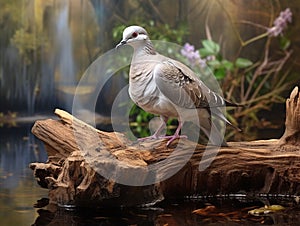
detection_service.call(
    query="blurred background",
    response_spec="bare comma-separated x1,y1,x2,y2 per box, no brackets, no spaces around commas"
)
0,0,299,225
0,0,299,139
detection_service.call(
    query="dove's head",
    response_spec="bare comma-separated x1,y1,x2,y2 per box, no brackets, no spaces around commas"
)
116,26,150,49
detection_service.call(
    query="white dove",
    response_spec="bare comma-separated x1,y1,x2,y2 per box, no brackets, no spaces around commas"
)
116,25,240,147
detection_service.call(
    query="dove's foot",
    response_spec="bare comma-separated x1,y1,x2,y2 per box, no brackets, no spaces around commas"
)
159,134,188,146
138,119,186,146
137,134,159,142
137,134,187,146
160,120,186,146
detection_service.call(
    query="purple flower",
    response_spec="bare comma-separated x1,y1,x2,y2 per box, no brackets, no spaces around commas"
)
181,43,205,67
267,8,292,37
181,43,195,53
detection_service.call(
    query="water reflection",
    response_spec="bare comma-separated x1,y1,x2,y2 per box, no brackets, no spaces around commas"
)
0,125,48,226
31,198,300,226
0,126,47,189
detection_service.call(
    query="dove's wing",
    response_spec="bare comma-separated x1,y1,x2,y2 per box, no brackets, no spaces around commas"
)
153,59,227,109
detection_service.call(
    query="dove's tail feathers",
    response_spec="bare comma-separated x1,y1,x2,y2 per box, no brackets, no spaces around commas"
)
199,117,228,147
210,108,242,132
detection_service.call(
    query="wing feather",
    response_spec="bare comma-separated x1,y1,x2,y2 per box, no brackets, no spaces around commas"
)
153,59,226,109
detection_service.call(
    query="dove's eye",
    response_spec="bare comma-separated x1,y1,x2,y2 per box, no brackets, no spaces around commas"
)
132,32,138,38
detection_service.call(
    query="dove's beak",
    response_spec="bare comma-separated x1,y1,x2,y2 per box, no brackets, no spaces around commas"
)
116,40,127,49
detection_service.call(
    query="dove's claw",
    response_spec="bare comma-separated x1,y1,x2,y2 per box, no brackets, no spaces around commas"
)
137,134,159,142
159,134,188,146
137,134,187,146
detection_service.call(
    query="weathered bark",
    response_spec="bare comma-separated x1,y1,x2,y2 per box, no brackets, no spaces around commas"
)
278,86,300,151
30,87,300,207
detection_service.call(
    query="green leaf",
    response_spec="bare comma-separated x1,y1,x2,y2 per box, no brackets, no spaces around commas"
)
136,114,142,123
202,40,220,54
221,60,234,71
207,59,221,68
214,68,226,80
199,48,214,57
235,58,253,68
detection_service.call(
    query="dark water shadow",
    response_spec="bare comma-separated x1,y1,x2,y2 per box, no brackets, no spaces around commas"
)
31,196,300,226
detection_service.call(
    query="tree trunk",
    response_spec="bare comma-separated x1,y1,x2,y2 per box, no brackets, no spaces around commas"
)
30,87,300,207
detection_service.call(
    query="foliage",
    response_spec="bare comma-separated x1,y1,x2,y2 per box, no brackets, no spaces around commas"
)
0,0,101,113
128,105,153,138
11,28,49,65
180,8,294,140
0,0,49,65
0,0,50,113
181,40,254,80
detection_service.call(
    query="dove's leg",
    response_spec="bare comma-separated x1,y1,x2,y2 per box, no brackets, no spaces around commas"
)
138,115,168,141
159,120,187,146
138,117,187,145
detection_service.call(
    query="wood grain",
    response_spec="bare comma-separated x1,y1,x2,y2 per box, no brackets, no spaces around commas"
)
30,87,300,207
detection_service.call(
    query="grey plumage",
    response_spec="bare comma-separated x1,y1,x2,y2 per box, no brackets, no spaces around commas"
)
116,25,240,146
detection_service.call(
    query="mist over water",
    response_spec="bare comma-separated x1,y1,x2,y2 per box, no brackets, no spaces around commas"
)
0,0,102,114
54,0,77,111
55,1,76,84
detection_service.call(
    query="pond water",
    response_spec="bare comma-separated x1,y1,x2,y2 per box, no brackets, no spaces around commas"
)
0,124,48,225
1,123,300,226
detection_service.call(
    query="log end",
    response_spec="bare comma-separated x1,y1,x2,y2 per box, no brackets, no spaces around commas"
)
278,86,300,151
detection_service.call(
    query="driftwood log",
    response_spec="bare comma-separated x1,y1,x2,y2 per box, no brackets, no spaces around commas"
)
30,87,300,207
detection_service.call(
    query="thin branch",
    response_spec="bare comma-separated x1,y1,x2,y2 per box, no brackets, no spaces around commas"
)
241,73,245,103
205,19,212,41
275,66,292,89
256,50,291,100
243,38,271,101
236,20,269,30
241,32,268,47
241,84,289,107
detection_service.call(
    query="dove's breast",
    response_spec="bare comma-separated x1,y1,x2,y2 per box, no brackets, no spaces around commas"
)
128,62,178,117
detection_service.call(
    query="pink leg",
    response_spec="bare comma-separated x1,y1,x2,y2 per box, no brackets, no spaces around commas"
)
138,117,187,146
138,116,168,141
159,120,187,146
